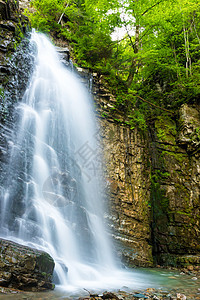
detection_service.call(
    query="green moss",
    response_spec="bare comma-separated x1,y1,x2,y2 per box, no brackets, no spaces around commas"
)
157,253,200,267
167,151,186,163
155,115,177,144
101,112,108,118
151,170,171,216
176,210,192,216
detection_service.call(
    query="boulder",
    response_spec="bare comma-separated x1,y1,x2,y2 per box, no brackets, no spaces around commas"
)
0,238,55,291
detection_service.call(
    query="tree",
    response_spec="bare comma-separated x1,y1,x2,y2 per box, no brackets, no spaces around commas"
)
26,0,200,125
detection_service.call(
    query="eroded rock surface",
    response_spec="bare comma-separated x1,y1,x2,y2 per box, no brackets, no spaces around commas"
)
151,104,200,266
0,238,55,291
93,75,200,268
93,78,153,267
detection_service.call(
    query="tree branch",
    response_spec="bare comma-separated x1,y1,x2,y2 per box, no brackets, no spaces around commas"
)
132,93,173,114
122,16,135,50
58,0,70,24
142,0,163,16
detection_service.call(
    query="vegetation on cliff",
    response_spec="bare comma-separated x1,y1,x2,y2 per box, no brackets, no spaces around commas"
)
25,0,200,128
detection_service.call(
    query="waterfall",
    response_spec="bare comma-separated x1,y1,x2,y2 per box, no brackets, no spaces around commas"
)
0,31,157,293
0,31,118,290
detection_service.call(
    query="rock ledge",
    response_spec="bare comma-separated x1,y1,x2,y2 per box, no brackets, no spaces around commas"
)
0,238,55,291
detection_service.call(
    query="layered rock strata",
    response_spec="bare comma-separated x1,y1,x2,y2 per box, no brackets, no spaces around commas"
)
93,75,200,268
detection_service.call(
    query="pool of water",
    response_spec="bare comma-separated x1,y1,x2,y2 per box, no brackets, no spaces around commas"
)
0,268,200,299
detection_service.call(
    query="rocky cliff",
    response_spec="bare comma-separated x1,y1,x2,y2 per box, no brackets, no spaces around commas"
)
93,75,200,268
150,104,200,267
99,116,152,267
0,0,33,121
0,0,35,237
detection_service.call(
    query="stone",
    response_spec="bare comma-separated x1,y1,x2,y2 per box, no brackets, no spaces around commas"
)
0,271,12,285
149,106,200,267
146,288,156,293
187,265,194,271
176,294,187,300
132,294,148,299
0,238,55,291
0,20,16,32
102,292,120,299
56,46,70,62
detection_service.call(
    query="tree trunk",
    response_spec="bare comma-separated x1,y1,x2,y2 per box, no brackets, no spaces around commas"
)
127,24,140,88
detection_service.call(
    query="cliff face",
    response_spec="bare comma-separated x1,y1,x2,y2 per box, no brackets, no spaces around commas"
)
94,76,200,268
100,120,152,267
0,0,34,187
150,104,200,267
0,0,33,121
93,78,152,267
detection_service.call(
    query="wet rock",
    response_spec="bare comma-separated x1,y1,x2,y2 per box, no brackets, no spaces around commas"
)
56,46,70,62
0,238,55,291
102,292,120,299
187,265,194,271
177,104,200,153
149,106,200,267
132,294,148,299
97,109,152,267
0,0,34,228
0,271,12,285
0,1,10,20
176,294,187,300
0,20,16,32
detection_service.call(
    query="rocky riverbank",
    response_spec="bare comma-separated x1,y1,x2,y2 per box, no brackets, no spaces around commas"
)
0,265,200,299
0,286,199,299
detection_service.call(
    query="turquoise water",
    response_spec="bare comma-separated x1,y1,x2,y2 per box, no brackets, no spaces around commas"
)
0,268,199,299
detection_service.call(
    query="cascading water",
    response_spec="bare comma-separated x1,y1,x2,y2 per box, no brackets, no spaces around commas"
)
0,31,157,293
0,30,115,288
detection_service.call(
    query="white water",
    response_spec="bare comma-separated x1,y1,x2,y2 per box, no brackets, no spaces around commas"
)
0,31,156,293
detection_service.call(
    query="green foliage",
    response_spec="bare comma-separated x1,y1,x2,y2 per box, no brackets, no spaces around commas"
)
26,0,200,129
26,0,119,71
128,110,147,131
25,0,65,32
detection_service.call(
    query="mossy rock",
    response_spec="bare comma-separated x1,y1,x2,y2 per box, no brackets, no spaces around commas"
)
0,238,55,291
156,254,200,268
